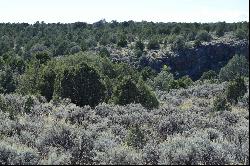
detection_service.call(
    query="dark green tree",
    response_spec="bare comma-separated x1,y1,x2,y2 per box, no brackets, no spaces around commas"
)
137,78,159,109
55,62,106,107
215,22,226,37
99,47,110,58
135,40,145,51
213,94,231,112
117,35,127,47
225,77,247,104
112,77,140,106
219,54,249,81
171,35,186,51
40,65,56,101
200,70,218,81
153,65,174,91
195,30,211,42
140,67,157,81
147,39,160,50
112,76,159,109
175,75,193,89
0,67,17,94
34,51,51,64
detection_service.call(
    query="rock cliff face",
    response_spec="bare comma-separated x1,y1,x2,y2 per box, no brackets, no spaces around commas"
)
138,39,249,80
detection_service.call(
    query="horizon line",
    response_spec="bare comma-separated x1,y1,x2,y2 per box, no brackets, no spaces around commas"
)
0,19,249,25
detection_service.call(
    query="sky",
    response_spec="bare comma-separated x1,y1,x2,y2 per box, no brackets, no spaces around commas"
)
0,0,249,24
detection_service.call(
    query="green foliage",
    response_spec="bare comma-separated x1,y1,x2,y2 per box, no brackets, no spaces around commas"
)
219,54,249,81
117,35,127,47
140,67,157,81
2,52,25,74
200,70,217,81
112,76,159,109
135,40,145,51
0,67,17,94
112,77,140,106
225,77,247,105
40,65,56,101
0,95,15,119
134,49,143,58
193,39,202,47
215,22,226,37
137,78,159,109
69,45,82,54
99,57,117,79
213,94,231,112
55,40,70,56
126,125,146,149
195,30,211,42
54,62,106,107
17,61,42,95
147,39,160,50
235,28,248,39
113,63,140,81
24,95,34,114
175,75,193,89
171,35,186,51
167,75,193,90
34,51,51,64
153,65,175,91
0,35,13,55
99,47,110,58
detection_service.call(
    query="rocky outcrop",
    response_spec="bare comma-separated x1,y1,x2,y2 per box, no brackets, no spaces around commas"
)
137,39,249,80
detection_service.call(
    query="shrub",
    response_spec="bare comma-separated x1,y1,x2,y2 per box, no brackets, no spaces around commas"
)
135,40,145,51
112,77,140,106
0,142,40,165
0,67,17,94
219,54,249,81
99,47,110,58
16,61,42,96
134,49,143,58
24,95,34,114
235,28,248,39
175,75,193,89
126,125,146,149
54,62,106,107
195,30,211,42
159,137,231,165
215,22,226,37
112,77,159,109
36,123,77,152
147,39,160,50
140,67,157,81
137,79,159,109
69,45,82,54
95,145,143,165
117,36,127,47
200,70,217,81
225,77,247,104
34,51,51,64
152,65,175,91
40,65,56,101
142,142,160,165
216,28,225,37
171,35,186,51
71,130,95,165
213,94,231,112
194,39,202,47
39,149,72,165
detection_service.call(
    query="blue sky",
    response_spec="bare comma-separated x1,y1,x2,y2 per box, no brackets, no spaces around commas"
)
0,0,249,23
